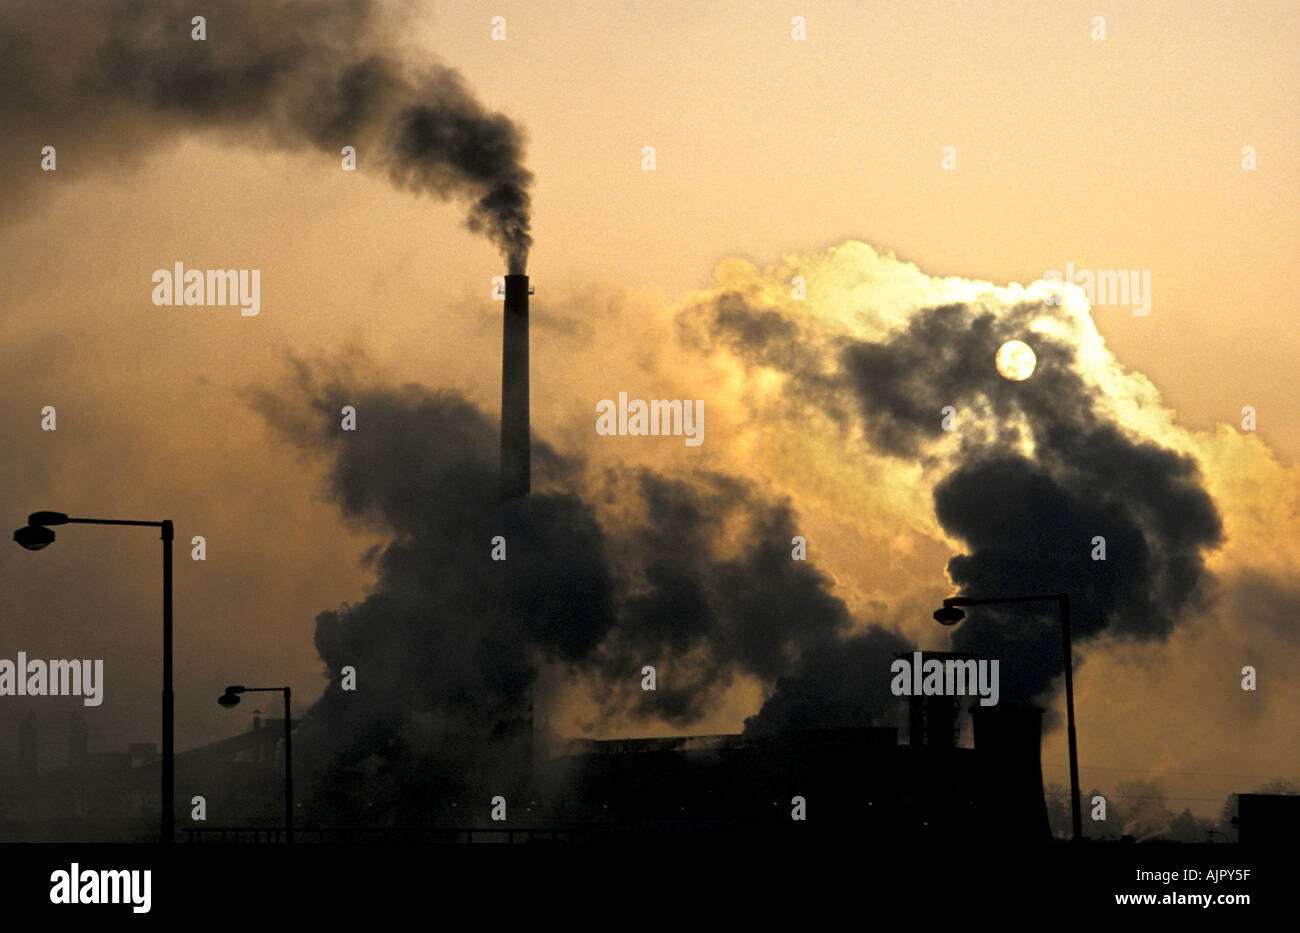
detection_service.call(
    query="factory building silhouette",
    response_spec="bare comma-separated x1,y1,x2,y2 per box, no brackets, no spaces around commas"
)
544,697,1050,842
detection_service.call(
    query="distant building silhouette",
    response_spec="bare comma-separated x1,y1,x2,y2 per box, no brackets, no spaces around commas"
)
0,713,295,842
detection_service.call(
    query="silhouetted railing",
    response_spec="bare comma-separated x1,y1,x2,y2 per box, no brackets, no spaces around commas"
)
185,826,592,844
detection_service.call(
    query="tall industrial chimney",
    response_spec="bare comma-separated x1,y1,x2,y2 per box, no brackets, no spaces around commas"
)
501,274,531,498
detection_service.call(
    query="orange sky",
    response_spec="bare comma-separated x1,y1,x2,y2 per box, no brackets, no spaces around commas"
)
0,0,1296,822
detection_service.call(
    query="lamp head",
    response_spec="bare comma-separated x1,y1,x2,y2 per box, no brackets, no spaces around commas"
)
218,685,247,708
28,511,69,526
14,525,56,550
933,605,966,625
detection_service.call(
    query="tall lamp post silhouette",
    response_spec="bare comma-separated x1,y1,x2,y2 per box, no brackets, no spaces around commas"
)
14,510,175,844
218,685,293,843
934,592,1082,843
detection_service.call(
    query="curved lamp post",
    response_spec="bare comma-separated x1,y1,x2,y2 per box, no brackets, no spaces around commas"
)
14,510,175,844
934,592,1082,843
218,685,293,843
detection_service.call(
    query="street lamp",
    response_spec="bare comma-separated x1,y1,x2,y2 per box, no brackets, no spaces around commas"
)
13,510,175,844
218,685,294,844
933,592,1083,843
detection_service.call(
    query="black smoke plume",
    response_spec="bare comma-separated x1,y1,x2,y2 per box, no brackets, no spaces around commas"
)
743,628,911,737
0,0,532,270
688,291,1223,707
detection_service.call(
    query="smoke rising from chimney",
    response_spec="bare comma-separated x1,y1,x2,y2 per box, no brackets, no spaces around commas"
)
0,0,532,271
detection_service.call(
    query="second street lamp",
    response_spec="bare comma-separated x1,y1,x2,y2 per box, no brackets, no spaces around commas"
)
218,685,294,843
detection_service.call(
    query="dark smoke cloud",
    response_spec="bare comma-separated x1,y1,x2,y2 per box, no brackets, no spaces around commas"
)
678,291,851,426
743,628,911,737
688,290,1224,707
583,468,854,726
248,360,890,819
248,368,608,817
0,0,532,270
